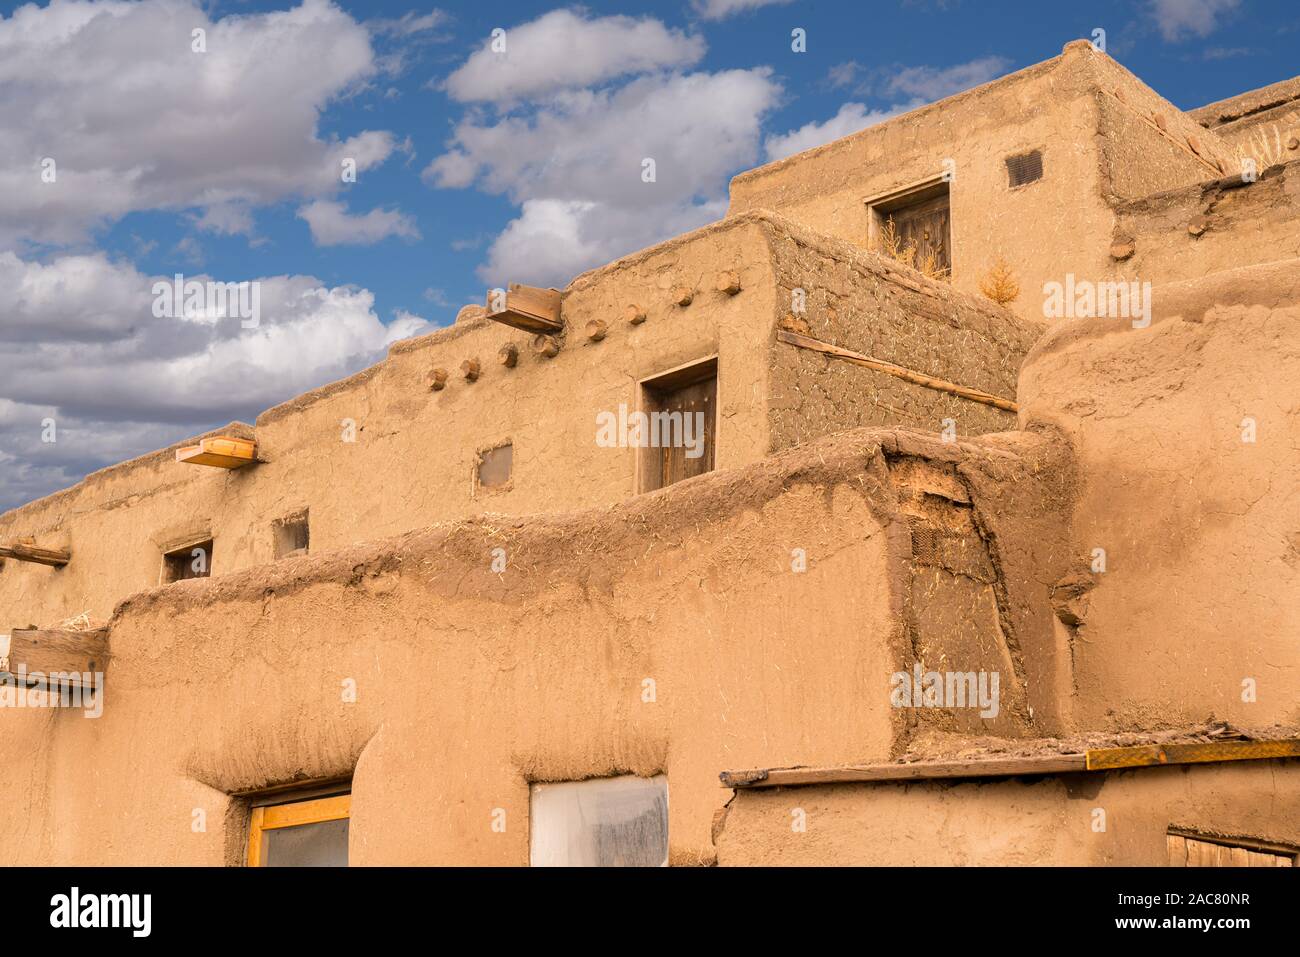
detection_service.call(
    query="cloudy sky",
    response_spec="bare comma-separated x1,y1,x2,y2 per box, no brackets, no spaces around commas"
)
0,0,1293,510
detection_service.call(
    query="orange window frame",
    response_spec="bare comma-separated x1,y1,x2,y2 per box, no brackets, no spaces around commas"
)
246,793,351,867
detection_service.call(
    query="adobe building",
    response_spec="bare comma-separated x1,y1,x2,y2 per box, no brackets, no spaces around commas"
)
0,41,1297,866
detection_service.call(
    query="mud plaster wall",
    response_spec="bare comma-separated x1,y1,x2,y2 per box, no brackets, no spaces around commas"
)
1112,161,1300,285
0,427,1076,865
714,760,1300,865
728,46,1146,325
1019,259,1300,732
0,217,787,627
763,224,1040,447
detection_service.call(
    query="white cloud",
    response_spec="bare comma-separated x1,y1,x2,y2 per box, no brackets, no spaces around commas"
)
428,67,779,285
764,102,905,162
0,252,430,510
298,200,420,246
0,0,394,249
1148,0,1241,42
692,0,793,20
885,56,1011,102
443,9,706,103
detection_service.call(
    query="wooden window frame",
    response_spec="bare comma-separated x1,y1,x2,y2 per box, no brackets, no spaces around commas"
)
864,176,952,277
635,355,718,494
246,793,351,867
159,535,214,585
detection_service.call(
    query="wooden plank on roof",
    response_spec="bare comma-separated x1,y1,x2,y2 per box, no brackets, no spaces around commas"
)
1085,739,1300,770
0,543,70,567
175,435,257,469
720,754,1087,789
485,283,563,334
0,627,109,685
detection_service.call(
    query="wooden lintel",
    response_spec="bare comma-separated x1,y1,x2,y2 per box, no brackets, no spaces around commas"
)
485,283,563,334
1085,739,1300,771
776,329,1020,413
720,754,1087,789
1,627,109,685
721,738,1300,789
0,543,70,567
176,435,257,469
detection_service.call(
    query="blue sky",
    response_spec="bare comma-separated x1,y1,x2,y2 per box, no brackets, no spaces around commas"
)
1,0,1296,510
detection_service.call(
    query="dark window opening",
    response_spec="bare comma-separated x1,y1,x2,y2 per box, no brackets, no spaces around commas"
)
274,511,310,559
477,443,513,489
163,539,212,583
640,358,717,492
1006,150,1043,188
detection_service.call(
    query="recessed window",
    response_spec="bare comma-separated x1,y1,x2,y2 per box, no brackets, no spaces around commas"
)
529,774,668,867
247,792,350,867
866,180,951,277
639,358,717,493
274,511,310,559
162,539,212,583
1006,150,1043,188
477,443,513,489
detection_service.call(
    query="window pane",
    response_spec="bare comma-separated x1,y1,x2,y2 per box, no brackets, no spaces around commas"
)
264,818,349,867
530,775,668,867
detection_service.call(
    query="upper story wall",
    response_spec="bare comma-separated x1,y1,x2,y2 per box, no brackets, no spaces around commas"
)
0,213,1041,628
1190,73,1300,167
1019,259,1300,732
726,42,1240,323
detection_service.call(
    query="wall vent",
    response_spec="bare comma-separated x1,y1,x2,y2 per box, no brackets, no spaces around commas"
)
1006,150,1043,188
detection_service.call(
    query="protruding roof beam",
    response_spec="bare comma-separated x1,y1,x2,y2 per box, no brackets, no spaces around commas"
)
175,435,258,469
485,283,563,334
0,543,70,567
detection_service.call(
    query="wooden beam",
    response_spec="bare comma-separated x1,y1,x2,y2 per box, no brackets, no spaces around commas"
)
1085,739,1300,771
720,754,1087,789
485,283,563,334
0,543,70,567
776,329,1020,413
175,435,257,469
0,627,109,686
721,738,1300,789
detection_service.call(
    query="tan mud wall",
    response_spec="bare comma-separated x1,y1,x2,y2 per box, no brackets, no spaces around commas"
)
0,433,909,865
1112,161,1300,285
715,760,1300,865
728,46,1140,325
764,223,1039,446
1019,260,1300,731
0,217,780,627
0,427,1077,865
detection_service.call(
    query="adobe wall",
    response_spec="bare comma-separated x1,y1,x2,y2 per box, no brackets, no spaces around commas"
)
0,426,1069,865
727,44,1200,324
1190,74,1300,167
1019,259,1300,732
0,212,1041,631
763,220,1039,445
1110,160,1300,285
715,759,1300,865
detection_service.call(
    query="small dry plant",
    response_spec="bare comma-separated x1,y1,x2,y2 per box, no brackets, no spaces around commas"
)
978,256,1020,305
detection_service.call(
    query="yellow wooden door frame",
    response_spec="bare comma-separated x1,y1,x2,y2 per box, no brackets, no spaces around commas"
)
246,793,351,867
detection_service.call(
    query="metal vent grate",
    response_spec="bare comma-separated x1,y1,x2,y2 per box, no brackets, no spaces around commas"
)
1006,150,1043,187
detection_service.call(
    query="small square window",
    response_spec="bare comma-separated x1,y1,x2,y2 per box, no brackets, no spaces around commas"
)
274,511,310,559
1006,150,1043,188
247,792,350,867
529,774,668,867
477,443,513,489
162,539,212,583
